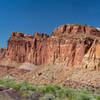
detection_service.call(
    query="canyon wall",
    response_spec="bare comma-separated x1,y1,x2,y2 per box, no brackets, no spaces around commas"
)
5,24,100,70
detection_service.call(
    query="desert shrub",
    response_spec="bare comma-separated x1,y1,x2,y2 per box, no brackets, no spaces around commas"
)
80,87,94,94
67,91,74,100
41,93,56,100
94,95,100,100
56,88,70,99
24,91,40,100
41,85,60,95
0,79,100,100
19,83,37,91
73,93,91,100
0,79,21,91
0,79,4,84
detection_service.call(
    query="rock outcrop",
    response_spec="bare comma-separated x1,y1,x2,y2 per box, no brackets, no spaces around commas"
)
52,24,100,36
0,48,6,60
82,39,100,71
0,86,25,100
4,24,100,70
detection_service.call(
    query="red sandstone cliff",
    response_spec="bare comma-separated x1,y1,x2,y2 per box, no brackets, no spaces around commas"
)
5,24,100,70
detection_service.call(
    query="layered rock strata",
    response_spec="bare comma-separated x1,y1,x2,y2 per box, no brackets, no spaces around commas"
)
4,24,100,70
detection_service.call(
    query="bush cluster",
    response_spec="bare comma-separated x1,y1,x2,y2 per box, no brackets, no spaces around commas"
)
0,79,100,100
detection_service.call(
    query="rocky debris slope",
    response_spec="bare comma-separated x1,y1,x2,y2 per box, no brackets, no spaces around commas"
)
0,64,29,79
0,86,25,100
61,80,99,91
66,68,100,87
16,63,100,90
19,62,36,71
16,63,74,84
5,24,100,71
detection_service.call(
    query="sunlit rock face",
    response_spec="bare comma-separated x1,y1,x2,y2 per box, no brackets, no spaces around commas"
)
52,24,100,36
82,40,100,71
5,24,100,70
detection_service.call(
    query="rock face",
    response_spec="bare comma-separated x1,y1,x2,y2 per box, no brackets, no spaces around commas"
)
52,24,100,36
82,40,100,71
5,24,100,70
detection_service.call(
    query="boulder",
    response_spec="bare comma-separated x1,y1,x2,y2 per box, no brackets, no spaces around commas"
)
0,86,25,100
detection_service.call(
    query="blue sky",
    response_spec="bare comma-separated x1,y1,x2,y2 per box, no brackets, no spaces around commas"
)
0,0,100,47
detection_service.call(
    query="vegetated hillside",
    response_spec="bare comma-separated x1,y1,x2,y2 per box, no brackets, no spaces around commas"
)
0,79,100,100
0,24,100,89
